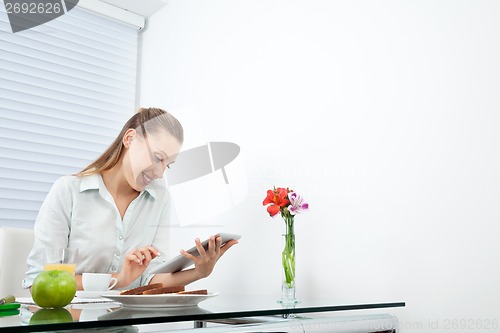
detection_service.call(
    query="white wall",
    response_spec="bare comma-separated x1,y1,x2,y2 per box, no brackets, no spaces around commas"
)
139,1,500,332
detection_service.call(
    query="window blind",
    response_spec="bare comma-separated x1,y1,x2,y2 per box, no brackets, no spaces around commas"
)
0,2,139,228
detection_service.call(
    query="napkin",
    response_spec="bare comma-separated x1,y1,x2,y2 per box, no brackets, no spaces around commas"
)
16,297,115,305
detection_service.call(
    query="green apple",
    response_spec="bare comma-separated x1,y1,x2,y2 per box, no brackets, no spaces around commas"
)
29,308,73,325
32,270,77,308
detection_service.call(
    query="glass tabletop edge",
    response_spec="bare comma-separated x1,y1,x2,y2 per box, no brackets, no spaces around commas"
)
0,301,406,333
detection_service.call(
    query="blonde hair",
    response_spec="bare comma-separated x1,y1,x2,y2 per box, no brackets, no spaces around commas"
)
76,107,184,177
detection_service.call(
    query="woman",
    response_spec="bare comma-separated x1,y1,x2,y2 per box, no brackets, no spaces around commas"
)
23,107,238,291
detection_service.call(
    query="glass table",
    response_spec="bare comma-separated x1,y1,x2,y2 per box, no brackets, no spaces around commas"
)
0,294,405,332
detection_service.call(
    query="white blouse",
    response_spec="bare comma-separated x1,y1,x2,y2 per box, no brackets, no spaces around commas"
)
23,173,171,290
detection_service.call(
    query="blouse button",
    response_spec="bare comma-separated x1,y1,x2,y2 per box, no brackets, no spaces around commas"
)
111,266,116,272
119,235,123,240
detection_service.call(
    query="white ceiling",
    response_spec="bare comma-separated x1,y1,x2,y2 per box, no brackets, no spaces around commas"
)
100,0,168,18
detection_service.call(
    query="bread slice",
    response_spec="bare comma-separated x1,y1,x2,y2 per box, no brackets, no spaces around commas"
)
177,289,208,295
120,283,163,295
143,285,185,295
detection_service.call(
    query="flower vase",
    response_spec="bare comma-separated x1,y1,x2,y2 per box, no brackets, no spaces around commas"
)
279,216,299,304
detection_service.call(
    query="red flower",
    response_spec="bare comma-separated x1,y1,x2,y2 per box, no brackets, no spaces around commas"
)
262,187,290,217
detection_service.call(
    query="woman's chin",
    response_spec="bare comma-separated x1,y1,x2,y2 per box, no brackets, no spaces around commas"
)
131,180,145,192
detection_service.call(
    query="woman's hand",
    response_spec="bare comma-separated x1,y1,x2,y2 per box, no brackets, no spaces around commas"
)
180,235,238,279
114,245,160,288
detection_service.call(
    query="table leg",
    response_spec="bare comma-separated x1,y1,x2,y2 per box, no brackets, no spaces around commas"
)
194,320,207,328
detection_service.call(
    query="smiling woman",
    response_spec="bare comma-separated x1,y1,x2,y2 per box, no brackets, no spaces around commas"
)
23,108,239,293
76,108,183,188
75,108,183,217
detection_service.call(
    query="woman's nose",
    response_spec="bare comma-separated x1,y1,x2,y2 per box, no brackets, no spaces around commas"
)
152,161,165,178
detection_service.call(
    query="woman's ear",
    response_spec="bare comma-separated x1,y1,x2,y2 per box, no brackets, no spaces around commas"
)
123,128,136,149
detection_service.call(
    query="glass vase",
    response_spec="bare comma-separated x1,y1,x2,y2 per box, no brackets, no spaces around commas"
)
278,216,299,304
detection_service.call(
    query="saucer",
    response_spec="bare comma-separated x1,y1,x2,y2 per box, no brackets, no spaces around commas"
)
76,290,120,299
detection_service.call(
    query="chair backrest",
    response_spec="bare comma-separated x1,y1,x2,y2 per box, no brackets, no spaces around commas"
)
0,227,35,298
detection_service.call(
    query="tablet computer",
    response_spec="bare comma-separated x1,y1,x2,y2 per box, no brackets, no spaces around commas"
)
149,232,241,274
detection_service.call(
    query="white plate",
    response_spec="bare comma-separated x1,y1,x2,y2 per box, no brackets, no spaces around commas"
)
76,290,121,299
100,292,219,308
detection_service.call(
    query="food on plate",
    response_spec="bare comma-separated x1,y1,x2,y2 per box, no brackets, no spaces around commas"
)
177,289,208,295
120,283,209,296
120,283,163,295
142,285,185,295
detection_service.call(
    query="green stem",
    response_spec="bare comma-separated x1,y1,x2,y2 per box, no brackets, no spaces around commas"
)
282,216,295,288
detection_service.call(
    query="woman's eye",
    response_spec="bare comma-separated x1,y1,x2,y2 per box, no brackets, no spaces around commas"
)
154,155,163,163
166,164,171,169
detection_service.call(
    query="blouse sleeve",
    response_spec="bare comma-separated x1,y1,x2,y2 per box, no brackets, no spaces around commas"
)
22,177,73,289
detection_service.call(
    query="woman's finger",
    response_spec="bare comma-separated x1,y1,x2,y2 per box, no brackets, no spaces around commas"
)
180,238,208,261
139,248,153,265
213,236,222,256
219,239,239,256
146,245,161,257
179,239,200,261
205,236,216,256
195,238,207,256
128,249,143,264
128,247,156,265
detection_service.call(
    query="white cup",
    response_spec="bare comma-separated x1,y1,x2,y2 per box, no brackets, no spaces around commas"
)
82,273,118,292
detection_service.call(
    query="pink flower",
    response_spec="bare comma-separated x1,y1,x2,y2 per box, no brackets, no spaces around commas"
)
287,192,309,215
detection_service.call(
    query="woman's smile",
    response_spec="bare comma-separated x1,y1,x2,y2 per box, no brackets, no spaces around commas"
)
142,172,154,186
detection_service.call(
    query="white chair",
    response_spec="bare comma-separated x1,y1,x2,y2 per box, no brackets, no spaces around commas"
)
0,227,34,298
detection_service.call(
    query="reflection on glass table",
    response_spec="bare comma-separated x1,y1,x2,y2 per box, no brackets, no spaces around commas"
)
1,294,404,333
99,305,212,321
